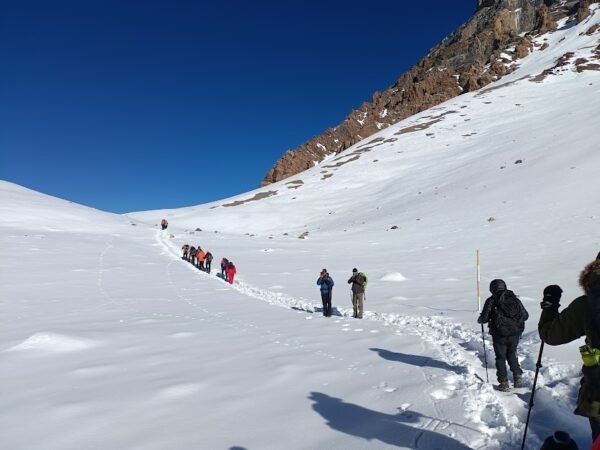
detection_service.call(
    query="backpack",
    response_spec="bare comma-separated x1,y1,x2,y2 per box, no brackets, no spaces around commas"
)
493,291,525,336
358,272,368,289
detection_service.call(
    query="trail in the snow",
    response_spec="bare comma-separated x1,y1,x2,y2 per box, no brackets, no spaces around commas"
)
153,229,538,449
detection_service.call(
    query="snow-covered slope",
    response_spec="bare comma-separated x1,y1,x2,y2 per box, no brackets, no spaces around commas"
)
131,12,600,241
2,8,600,450
0,181,130,233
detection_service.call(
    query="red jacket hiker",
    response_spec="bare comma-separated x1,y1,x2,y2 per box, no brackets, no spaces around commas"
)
182,244,189,259
226,262,236,285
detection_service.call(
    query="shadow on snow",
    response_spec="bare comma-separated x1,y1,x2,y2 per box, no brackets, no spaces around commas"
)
309,392,471,449
370,348,468,375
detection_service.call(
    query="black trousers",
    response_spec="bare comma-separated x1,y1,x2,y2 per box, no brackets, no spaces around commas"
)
592,418,600,442
492,335,522,382
206,261,211,273
321,292,332,317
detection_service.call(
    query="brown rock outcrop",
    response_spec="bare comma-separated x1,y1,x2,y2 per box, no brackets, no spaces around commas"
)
261,0,567,186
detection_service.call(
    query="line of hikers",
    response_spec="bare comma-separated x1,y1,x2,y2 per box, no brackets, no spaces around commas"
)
181,244,236,284
179,237,598,446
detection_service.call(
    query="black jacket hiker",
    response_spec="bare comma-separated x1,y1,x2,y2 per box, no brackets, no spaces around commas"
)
478,280,529,385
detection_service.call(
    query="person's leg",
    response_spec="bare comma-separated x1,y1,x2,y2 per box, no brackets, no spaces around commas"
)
591,418,600,442
357,293,364,318
327,293,332,316
492,337,509,383
506,335,523,381
321,292,327,316
352,294,358,317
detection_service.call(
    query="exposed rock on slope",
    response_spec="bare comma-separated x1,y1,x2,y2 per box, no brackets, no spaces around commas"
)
261,0,582,186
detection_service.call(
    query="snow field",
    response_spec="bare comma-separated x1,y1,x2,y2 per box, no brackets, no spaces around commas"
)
2,6,600,449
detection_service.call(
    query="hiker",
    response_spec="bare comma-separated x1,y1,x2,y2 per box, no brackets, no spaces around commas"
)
317,269,334,317
347,268,366,319
189,246,197,266
540,431,579,450
197,247,206,271
205,251,213,274
161,218,168,230
478,279,529,391
220,257,229,280
538,259,600,443
226,261,236,284
182,244,189,261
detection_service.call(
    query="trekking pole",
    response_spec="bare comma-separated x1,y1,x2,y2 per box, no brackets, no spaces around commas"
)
477,250,489,382
481,324,489,383
521,341,544,450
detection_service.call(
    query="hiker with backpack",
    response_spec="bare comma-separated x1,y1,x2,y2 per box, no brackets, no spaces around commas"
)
189,246,197,266
205,252,213,274
161,218,168,230
182,244,189,261
347,268,367,319
197,247,206,271
478,279,529,391
226,261,236,284
220,258,229,280
538,259,600,442
317,269,334,317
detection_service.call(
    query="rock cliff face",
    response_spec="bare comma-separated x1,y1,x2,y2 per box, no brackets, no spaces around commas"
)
261,0,585,186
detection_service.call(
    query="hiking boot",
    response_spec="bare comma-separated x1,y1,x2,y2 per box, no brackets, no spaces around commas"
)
513,377,523,388
497,381,510,392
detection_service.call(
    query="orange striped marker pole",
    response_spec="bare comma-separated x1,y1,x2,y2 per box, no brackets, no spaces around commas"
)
477,249,481,312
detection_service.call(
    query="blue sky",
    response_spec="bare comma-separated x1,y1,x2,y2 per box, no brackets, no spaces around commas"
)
0,0,473,213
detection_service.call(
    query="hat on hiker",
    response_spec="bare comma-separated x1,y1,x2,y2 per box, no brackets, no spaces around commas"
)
540,431,578,450
352,268,358,273
489,279,507,295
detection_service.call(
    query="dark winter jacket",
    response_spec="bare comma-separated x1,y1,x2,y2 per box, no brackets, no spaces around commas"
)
317,275,334,294
347,274,365,294
478,290,529,337
539,259,600,420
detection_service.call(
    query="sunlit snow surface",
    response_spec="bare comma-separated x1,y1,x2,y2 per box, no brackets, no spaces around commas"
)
3,8,600,449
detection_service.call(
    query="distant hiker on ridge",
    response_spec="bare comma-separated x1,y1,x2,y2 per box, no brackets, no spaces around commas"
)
538,259,600,442
478,279,529,392
317,269,334,317
347,268,366,319
161,218,168,230
205,251,213,274
220,257,229,280
226,261,236,285
182,244,189,261
189,246,197,266
197,247,206,271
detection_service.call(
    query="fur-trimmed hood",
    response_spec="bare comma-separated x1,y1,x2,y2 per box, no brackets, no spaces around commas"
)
579,259,600,295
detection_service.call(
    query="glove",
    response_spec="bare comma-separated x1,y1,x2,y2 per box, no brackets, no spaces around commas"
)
541,285,562,309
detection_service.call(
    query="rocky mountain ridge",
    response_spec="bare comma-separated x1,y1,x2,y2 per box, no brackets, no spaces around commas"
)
261,0,593,186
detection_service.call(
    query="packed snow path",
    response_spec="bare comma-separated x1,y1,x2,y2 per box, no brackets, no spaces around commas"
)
156,229,581,449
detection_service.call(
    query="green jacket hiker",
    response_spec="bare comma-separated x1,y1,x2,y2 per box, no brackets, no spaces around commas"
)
539,259,600,441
